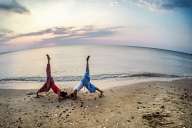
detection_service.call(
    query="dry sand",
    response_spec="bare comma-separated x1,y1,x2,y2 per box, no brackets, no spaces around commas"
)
0,78,192,128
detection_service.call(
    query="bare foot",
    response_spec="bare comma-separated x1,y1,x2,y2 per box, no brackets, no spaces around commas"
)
99,92,104,98
87,56,90,61
46,54,51,60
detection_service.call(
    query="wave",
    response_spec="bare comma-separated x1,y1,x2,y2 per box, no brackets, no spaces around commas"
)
0,72,188,83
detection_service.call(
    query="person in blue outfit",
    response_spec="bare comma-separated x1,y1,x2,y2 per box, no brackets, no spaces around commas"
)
71,56,103,99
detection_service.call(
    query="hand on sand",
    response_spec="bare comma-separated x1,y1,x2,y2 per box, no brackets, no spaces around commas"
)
69,93,77,100
46,54,51,61
35,95,40,98
87,55,90,61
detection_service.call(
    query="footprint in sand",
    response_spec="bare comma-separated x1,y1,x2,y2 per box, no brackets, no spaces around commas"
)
65,113,71,119
63,108,69,113
59,112,63,117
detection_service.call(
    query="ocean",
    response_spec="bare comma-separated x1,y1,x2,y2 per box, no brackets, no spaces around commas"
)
0,44,192,89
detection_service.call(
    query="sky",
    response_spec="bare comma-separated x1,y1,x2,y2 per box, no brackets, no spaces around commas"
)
0,0,192,53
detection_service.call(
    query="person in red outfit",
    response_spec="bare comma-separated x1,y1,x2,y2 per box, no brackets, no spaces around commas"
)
36,54,68,101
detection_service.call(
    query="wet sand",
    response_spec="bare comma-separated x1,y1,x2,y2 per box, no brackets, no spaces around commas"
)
0,78,192,128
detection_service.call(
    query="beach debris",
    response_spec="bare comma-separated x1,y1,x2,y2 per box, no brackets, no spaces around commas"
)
43,115,49,118
37,122,42,127
160,105,165,109
96,119,99,123
66,114,70,118
59,113,62,117
80,102,84,107
137,101,142,104
18,117,22,122
180,90,192,101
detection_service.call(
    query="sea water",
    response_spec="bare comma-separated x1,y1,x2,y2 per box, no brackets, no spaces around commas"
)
0,44,192,89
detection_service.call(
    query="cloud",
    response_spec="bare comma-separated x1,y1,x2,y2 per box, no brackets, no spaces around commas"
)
0,29,14,43
0,26,123,45
0,26,123,52
136,0,192,10
14,27,76,38
0,0,29,14
42,26,123,42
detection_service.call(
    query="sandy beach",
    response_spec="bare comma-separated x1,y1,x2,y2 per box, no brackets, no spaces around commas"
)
0,78,192,128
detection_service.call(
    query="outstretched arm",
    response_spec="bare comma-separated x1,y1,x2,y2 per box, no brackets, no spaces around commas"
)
86,56,90,74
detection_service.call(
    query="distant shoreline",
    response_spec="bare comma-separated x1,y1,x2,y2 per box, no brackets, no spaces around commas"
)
1,44,192,56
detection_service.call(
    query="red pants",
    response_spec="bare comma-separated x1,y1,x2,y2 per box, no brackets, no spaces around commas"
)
38,77,60,94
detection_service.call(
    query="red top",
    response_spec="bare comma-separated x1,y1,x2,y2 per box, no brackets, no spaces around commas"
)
51,84,60,94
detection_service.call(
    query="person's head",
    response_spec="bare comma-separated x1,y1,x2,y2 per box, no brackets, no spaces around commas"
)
70,90,77,100
60,91,68,98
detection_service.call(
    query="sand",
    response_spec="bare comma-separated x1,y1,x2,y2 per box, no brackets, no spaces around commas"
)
0,78,192,128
